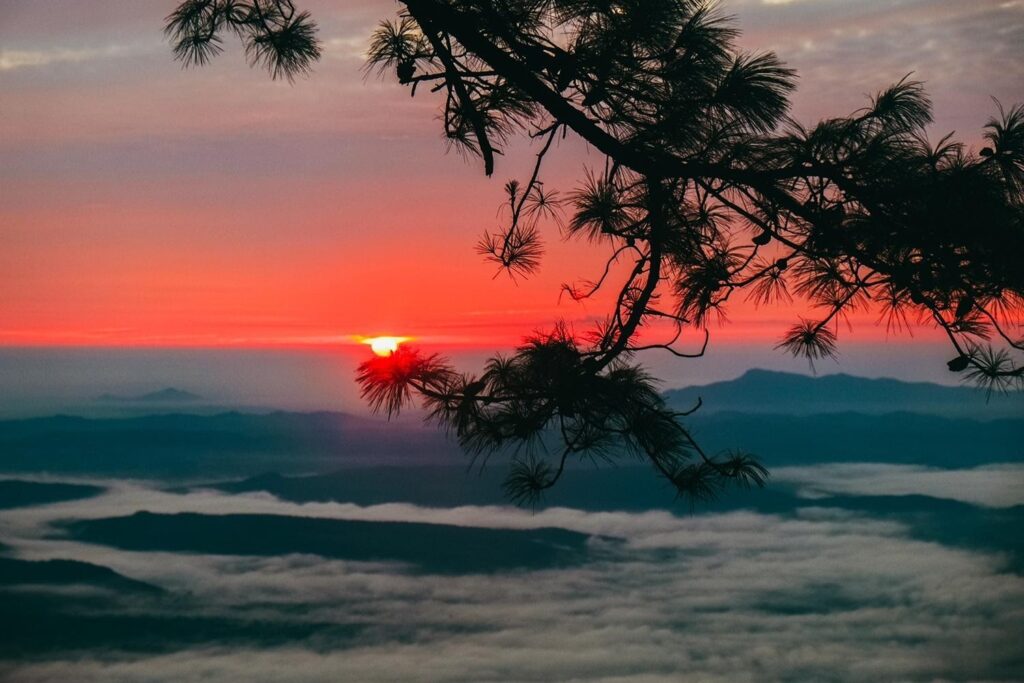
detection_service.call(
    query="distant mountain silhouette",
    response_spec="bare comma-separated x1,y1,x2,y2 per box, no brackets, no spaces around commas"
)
0,408,1019,478
686,412,1022,466
98,388,201,403
665,369,1024,418
0,411,458,477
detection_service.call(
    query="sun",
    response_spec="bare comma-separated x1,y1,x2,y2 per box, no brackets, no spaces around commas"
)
362,336,409,357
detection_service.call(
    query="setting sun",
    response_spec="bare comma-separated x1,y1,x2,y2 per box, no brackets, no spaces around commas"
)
362,336,409,356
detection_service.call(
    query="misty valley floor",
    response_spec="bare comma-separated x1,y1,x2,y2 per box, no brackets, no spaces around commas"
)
1,464,1023,682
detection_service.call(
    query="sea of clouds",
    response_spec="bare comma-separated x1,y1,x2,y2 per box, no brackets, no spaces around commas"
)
2,465,1023,682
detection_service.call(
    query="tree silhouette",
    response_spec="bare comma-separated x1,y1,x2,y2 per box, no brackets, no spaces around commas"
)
167,0,1023,504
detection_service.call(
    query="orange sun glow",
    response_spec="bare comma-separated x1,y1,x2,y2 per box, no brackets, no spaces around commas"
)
361,336,410,356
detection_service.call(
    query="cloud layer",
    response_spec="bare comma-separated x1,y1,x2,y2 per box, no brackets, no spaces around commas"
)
2,468,1023,682
775,463,1024,508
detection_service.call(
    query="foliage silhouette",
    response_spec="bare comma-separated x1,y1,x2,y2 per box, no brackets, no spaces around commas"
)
167,0,1023,504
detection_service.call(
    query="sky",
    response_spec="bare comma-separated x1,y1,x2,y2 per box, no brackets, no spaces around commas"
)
1,7,1022,671
1,0,1023,352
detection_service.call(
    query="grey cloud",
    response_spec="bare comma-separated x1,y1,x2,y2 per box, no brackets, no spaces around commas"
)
0,44,146,71
726,0,1024,134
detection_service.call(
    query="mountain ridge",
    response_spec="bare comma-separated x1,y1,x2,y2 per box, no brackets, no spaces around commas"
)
665,369,1023,418
97,387,201,403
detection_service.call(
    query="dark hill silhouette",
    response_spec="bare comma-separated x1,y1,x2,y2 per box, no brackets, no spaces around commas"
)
65,511,595,575
0,479,104,509
98,388,201,403
208,467,1024,573
665,369,1024,418
0,575,348,657
0,556,161,594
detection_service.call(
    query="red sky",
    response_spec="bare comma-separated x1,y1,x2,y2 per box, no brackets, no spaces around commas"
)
1,0,1022,350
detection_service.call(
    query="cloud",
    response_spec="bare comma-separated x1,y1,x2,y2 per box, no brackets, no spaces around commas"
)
2,477,1023,681
774,463,1024,508
0,44,140,71
727,0,1024,135
322,35,372,61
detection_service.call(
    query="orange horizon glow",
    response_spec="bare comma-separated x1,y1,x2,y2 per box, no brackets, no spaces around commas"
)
0,312,951,350
2,4,1014,356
